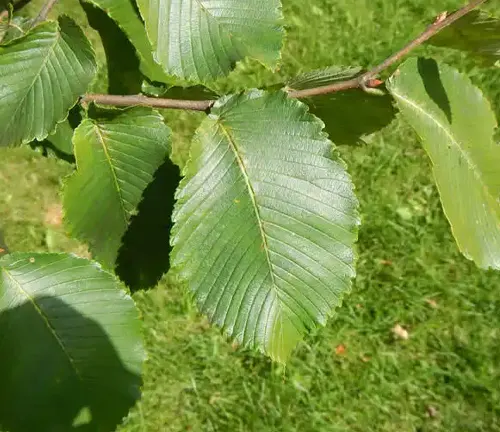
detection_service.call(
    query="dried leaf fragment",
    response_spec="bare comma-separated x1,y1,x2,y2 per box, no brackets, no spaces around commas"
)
392,324,409,340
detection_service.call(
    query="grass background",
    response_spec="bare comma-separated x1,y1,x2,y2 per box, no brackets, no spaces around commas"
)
2,0,500,430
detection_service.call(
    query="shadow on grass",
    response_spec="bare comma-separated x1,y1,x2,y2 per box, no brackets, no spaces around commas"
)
0,296,141,432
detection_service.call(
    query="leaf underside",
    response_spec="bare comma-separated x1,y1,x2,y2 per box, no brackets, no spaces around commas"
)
171,91,359,362
137,0,284,82
286,66,362,91
0,253,144,431
388,57,500,269
63,107,171,269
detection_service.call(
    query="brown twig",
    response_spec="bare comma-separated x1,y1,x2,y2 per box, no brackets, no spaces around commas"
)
33,0,58,25
288,0,486,98
82,0,486,111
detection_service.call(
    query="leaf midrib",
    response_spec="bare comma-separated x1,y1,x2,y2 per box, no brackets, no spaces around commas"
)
218,121,276,287
1,266,83,382
93,123,129,226
391,87,500,219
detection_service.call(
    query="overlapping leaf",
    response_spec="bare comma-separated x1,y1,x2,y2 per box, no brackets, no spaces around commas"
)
428,10,500,65
283,65,395,145
85,0,173,83
63,107,171,269
305,89,396,146
137,0,284,82
44,119,75,155
388,57,500,269
0,252,144,431
172,91,359,362
0,17,96,147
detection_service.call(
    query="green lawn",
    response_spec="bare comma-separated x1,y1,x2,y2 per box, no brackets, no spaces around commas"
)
2,0,500,431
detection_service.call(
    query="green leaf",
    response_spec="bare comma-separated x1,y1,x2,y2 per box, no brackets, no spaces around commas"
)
0,17,96,147
171,91,359,362
427,10,500,65
286,66,362,91
45,118,75,155
31,106,82,161
85,0,174,83
137,0,284,82
63,107,171,269
141,81,219,100
388,57,500,269
282,65,395,146
306,89,396,146
0,252,144,431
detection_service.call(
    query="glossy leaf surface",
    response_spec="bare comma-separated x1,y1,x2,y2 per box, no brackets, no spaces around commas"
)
137,0,283,82
172,91,359,362
0,252,144,431
0,17,96,147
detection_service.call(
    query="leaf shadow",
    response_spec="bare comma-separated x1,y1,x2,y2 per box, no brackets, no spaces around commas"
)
0,296,141,432
31,105,82,162
306,89,396,146
81,0,142,95
10,0,33,11
116,158,181,292
417,57,452,123
30,140,75,163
